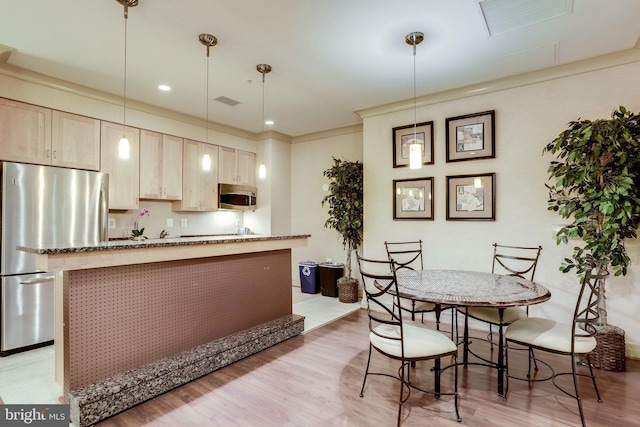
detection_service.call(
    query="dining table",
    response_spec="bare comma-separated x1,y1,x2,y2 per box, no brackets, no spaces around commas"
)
392,269,551,396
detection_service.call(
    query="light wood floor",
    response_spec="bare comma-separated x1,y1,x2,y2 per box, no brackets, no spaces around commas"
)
97,309,640,426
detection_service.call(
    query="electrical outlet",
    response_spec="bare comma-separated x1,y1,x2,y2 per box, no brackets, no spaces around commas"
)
167,218,174,228
181,218,188,227
108,218,116,229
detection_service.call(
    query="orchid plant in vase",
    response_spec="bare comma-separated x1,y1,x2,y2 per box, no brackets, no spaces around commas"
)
131,208,149,240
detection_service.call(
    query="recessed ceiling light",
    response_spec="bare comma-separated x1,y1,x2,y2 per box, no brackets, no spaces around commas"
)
265,120,274,126
158,84,171,92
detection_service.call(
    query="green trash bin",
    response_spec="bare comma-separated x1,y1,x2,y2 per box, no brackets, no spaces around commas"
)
319,262,344,297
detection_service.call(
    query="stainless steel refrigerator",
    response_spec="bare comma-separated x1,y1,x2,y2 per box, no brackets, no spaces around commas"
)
0,162,108,356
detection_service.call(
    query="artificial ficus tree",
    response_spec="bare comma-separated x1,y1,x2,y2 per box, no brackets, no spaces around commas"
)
544,106,640,325
321,157,364,280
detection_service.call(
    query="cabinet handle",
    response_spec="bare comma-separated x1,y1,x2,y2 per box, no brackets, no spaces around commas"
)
53,150,57,159
46,149,51,158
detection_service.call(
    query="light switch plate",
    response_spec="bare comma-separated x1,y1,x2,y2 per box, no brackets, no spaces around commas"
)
108,218,116,229
167,218,174,228
181,218,188,227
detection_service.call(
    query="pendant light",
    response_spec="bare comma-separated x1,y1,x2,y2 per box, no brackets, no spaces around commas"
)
116,0,137,160
199,33,217,171
406,31,424,169
256,63,271,180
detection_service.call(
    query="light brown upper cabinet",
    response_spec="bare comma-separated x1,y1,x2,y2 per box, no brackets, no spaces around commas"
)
0,98,51,164
139,130,183,200
218,146,255,186
0,99,101,170
173,139,218,212
100,121,140,210
51,111,101,170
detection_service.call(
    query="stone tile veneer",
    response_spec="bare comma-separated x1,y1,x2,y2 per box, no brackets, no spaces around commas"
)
69,314,304,427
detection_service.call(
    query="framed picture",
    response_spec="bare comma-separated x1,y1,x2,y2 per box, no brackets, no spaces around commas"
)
446,173,495,220
393,177,434,220
445,110,495,162
392,121,434,168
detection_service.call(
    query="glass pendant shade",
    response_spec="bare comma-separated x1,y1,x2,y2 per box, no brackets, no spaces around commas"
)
118,135,130,159
409,139,422,169
202,153,211,171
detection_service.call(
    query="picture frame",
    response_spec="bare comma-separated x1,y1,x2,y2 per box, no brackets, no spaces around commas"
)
392,121,434,168
445,110,495,162
446,173,495,220
393,177,434,220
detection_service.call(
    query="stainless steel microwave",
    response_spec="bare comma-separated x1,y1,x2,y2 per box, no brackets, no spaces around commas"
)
218,183,257,211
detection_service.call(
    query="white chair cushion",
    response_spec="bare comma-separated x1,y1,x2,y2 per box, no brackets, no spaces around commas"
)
411,301,437,312
464,306,527,325
370,324,457,359
505,317,597,354
397,298,436,312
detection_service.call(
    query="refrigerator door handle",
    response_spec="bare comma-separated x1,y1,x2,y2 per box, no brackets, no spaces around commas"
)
99,180,109,241
19,275,55,285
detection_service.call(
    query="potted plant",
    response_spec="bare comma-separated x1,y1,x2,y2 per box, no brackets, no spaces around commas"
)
322,157,364,302
544,106,640,370
131,208,150,241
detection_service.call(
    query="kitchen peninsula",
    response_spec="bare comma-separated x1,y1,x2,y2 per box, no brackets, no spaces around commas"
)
19,234,309,427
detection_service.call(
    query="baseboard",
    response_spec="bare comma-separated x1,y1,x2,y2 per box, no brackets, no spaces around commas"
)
626,342,640,360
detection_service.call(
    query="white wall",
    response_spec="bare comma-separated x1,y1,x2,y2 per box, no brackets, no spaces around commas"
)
361,61,640,354
290,128,363,283
288,61,640,356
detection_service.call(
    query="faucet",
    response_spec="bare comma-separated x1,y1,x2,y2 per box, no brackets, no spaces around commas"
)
159,230,169,239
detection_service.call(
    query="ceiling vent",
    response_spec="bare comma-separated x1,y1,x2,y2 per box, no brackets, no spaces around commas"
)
479,0,573,36
214,96,241,107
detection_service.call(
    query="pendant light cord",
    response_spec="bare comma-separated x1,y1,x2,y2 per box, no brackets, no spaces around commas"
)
262,73,265,133
206,49,210,143
123,10,128,132
412,37,417,141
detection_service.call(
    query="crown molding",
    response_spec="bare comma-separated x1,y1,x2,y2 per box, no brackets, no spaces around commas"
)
292,124,363,144
356,41,640,119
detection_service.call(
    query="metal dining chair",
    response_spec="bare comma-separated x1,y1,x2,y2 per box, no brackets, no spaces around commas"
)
459,243,542,365
356,254,461,425
384,240,455,336
504,270,603,427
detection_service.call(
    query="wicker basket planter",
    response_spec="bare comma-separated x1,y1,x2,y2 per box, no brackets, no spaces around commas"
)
583,324,626,372
338,278,359,303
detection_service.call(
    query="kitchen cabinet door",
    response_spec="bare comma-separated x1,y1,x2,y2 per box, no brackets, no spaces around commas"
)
173,139,218,211
237,150,255,186
140,131,183,200
139,130,163,199
200,143,218,211
100,121,140,210
0,98,51,164
51,111,101,171
218,146,237,185
161,134,183,200
218,146,255,186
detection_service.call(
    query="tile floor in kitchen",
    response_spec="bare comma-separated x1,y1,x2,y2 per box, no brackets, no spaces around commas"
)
0,287,361,405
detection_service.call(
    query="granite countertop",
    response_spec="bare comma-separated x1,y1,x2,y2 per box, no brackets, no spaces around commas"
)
18,234,311,255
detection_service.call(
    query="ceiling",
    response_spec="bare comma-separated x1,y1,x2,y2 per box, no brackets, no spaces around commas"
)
0,0,639,137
